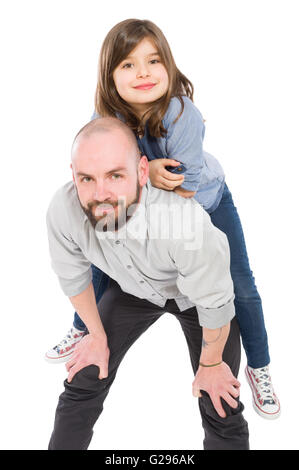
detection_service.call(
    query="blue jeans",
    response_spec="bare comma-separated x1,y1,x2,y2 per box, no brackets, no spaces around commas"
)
209,184,270,368
73,266,110,331
74,183,270,368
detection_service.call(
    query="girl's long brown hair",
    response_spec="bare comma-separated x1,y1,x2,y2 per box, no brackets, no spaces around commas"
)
95,19,194,138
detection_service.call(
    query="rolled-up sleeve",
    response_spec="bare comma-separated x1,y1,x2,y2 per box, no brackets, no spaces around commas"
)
169,202,235,329
46,191,92,297
165,97,206,192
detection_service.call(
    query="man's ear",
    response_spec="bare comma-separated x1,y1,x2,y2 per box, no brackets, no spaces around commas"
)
138,155,149,186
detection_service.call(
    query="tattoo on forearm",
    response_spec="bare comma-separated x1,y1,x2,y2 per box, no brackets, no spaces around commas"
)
202,328,223,348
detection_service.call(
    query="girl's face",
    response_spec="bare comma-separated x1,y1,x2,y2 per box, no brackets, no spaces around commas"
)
112,37,169,117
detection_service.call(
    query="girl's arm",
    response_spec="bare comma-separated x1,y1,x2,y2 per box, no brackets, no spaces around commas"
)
164,97,206,193
149,97,205,197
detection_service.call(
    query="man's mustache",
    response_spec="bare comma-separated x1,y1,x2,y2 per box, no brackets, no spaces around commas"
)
87,198,126,212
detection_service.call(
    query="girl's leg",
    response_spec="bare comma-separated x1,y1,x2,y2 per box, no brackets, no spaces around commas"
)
73,265,110,331
209,184,280,420
209,184,270,369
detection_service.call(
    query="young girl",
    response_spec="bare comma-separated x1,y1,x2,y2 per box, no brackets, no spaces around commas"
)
45,18,280,419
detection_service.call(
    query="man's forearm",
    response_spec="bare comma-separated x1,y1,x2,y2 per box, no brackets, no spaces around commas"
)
200,322,230,365
69,282,106,339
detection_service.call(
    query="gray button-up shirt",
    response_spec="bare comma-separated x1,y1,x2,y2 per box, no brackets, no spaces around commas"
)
46,180,235,329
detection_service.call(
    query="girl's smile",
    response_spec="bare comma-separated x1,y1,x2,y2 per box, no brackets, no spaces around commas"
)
112,37,169,117
133,83,156,90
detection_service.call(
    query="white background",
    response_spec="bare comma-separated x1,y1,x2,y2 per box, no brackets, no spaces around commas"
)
0,0,298,450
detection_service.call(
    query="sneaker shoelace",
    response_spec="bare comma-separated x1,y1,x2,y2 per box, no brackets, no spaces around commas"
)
251,366,276,405
54,328,83,353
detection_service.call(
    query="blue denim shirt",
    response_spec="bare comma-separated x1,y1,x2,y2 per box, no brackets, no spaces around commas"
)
92,96,225,212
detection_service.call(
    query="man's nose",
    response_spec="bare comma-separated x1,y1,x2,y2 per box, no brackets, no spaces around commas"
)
93,182,112,201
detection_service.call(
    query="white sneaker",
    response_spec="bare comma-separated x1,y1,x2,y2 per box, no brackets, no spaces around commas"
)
45,327,85,364
245,365,280,419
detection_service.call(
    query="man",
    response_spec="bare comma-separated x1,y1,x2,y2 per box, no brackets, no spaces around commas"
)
46,117,249,450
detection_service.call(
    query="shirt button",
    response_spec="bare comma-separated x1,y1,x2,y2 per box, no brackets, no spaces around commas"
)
139,280,145,283
115,240,120,245
127,265,132,269
152,293,156,296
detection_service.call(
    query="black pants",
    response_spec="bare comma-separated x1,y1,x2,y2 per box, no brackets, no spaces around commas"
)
48,279,249,450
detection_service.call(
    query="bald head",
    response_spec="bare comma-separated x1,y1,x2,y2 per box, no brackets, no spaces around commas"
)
72,116,141,164
70,116,149,231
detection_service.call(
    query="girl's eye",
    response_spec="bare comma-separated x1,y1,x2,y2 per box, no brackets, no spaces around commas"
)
122,59,160,68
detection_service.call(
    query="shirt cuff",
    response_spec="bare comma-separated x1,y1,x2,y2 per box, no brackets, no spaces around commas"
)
58,269,93,297
196,296,236,329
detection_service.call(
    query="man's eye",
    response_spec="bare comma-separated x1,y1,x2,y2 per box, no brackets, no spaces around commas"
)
111,174,123,180
82,177,92,182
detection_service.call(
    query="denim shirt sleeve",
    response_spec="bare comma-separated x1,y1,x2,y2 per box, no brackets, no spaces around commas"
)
164,97,206,192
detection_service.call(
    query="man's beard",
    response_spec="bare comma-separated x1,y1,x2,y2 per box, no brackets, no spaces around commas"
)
79,181,141,232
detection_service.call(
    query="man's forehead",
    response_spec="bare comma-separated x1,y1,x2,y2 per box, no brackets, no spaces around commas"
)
73,128,129,151
73,134,133,167
73,155,130,173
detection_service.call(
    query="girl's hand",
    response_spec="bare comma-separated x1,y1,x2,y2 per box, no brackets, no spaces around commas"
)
173,186,196,198
148,159,185,190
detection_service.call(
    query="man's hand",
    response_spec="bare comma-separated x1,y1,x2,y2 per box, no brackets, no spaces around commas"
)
192,362,241,418
148,159,185,190
66,333,110,383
